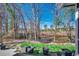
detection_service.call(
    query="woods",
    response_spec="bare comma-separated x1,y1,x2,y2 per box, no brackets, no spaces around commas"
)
0,3,76,43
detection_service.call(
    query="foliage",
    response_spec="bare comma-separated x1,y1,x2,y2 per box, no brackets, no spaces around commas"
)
18,42,75,52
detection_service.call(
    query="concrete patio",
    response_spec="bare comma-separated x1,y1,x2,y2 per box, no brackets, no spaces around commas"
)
0,49,16,56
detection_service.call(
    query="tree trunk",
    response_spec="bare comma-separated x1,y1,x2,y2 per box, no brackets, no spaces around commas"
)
0,13,2,43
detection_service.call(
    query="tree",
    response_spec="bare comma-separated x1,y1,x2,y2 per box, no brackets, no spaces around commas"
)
31,3,40,40
63,6,75,42
0,4,27,43
50,25,53,33
44,24,48,32
52,4,62,42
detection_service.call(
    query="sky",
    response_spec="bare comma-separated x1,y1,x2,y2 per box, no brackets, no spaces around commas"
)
20,3,75,29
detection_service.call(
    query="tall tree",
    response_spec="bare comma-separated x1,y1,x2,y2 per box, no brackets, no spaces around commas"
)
53,4,62,42
63,6,75,42
31,3,40,40
0,4,26,42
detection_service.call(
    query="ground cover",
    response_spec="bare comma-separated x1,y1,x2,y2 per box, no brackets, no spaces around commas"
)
18,42,75,53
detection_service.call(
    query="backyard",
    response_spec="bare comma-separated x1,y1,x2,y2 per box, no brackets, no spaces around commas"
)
0,3,76,56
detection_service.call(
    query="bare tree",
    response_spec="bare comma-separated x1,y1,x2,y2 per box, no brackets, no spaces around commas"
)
52,4,62,42
31,3,40,40
63,6,75,42
0,3,27,43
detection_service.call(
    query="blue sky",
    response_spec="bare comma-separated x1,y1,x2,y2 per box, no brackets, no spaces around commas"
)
20,3,75,29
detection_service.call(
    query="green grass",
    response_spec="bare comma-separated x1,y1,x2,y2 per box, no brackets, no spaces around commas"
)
17,42,76,52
